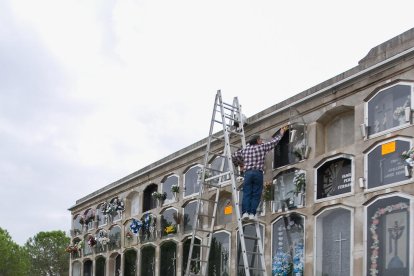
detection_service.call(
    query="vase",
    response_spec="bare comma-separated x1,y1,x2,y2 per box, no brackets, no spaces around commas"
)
173,192,178,201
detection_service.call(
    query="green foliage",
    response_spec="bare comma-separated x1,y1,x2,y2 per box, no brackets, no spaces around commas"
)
25,230,70,276
0,228,30,276
263,182,273,201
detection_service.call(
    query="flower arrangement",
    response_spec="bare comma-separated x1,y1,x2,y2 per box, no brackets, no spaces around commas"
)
369,202,409,276
171,185,179,193
129,218,143,235
263,181,273,202
87,235,97,247
152,191,167,200
65,244,77,253
102,202,116,215
125,231,134,240
293,141,306,160
393,106,406,120
272,249,292,276
164,224,177,234
292,171,306,196
102,198,125,215
292,243,304,275
65,240,83,253
79,209,95,225
401,146,414,167
101,237,110,245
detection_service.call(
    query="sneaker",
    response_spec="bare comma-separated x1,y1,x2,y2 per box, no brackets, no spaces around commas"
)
248,213,257,220
242,213,249,221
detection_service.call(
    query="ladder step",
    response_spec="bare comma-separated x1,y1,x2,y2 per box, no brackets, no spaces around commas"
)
237,265,265,272
199,198,218,204
223,113,234,120
221,101,239,111
205,172,231,182
242,235,260,240
191,258,208,263
197,213,215,219
246,250,262,256
193,243,210,248
195,228,214,233
210,135,224,142
227,129,245,136
202,182,220,188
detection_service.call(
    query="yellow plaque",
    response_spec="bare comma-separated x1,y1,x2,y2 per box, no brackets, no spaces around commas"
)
381,141,396,155
224,205,232,215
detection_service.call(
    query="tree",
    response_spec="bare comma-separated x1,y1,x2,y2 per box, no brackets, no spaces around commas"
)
25,230,70,276
0,227,30,276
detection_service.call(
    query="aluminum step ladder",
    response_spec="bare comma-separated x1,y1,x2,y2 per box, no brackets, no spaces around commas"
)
184,90,267,276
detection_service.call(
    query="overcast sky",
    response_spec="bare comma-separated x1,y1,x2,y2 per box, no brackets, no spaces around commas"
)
1,0,413,245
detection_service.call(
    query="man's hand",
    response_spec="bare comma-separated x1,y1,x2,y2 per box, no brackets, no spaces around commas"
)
279,126,289,136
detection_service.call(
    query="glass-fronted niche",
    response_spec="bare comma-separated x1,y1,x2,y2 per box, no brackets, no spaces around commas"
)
209,156,230,185
162,175,179,205
184,165,202,197
183,237,201,275
160,241,177,275
160,208,178,237
209,231,230,276
315,207,352,276
366,82,413,137
365,138,412,190
315,155,353,201
274,123,309,169
272,214,305,276
272,169,306,212
366,194,412,276
237,223,264,275
141,246,155,276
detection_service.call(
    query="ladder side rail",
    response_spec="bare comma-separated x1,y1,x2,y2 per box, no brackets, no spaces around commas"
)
225,146,252,276
200,187,220,276
200,154,228,275
218,99,252,276
185,93,221,276
185,175,205,276
234,98,266,275
233,97,246,148
255,221,267,275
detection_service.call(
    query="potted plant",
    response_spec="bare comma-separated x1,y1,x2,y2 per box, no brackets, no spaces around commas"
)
171,185,179,200
292,171,306,207
292,172,305,195
401,147,414,167
263,182,273,202
152,192,167,206
171,185,179,193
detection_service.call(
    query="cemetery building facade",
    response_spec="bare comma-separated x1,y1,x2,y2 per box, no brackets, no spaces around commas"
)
68,28,414,276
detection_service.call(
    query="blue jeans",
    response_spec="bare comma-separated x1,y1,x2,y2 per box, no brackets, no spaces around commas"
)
242,169,263,215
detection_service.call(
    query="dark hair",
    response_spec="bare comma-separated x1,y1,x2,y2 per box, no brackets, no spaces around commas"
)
248,134,260,145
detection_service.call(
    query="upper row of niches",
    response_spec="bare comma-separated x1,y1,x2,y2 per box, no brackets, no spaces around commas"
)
273,82,413,169
365,81,413,138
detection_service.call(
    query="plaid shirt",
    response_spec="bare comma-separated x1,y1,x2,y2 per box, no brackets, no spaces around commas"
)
232,134,283,171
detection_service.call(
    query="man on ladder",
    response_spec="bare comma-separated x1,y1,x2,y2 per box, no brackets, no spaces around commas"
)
184,91,287,276
232,127,288,221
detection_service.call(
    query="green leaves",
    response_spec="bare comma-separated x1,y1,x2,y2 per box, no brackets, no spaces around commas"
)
25,230,70,276
0,228,30,276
